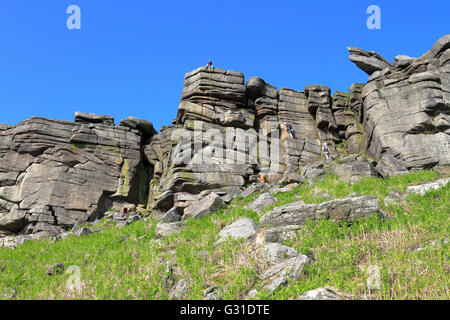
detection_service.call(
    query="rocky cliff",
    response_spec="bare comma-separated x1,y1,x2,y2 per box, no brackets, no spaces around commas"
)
1,34,449,238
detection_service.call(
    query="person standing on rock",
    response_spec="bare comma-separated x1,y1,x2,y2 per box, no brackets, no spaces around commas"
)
322,142,330,160
206,59,214,71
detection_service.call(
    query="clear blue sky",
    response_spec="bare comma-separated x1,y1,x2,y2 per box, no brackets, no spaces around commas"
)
1,0,449,132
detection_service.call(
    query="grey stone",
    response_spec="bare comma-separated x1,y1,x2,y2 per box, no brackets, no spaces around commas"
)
261,243,299,264
384,190,406,207
376,154,409,178
247,193,278,214
159,207,182,223
298,287,345,300
254,225,301,244
75,227,93,237
217,218,259,244
331,160,378,182
406,178,449,196
260,196,380,228
155,221,185,238
168,278,189,300
182,193,225,220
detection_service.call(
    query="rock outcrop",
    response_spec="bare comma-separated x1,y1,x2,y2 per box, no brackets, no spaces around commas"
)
0,114,154,237
349,34,450,170
1,34,449,238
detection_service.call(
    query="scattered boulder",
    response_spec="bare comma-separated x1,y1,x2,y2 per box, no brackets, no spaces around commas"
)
376,154,408,178
216,218,259,244
159,207,182,223
260,196,381,228
406,178,450,196
303,162,325,181
240,183,270,199
298,287,345,300
155,221,185,238
261,243,299,264
269,183,299,194
279,173,305,186
203,285,224,300
262,277,288,295
331,160,378,182
182,193,225,220
254,225,301,245
168,278,189,300
75,227,93,237
384,190,406,207
260,255,311,281
3,288,17,300
247,193,277,214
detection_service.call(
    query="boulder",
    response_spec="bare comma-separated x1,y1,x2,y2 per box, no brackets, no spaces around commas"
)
216,218,259,244
254,225,301,244
155,221,185,238
182,193,225,220
331,160,378,182
168,278,189,300
406,178,449,196
261,243,299,264
159,207,182,223
298,287,345,300
247,193,277,214
260,196,381,228
376,154,409,178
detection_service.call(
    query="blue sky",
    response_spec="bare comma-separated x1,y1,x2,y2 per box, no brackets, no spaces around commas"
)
1,0,449,132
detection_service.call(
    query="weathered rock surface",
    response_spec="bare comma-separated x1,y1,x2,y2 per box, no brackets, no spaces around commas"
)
298,287,345,300
254,225,301,245
260,196,381,228
261,243,299,264
348,47,393,76
216,218,259,244
0,114,154,237
331,159,378,182
155,221,185,238
182,192,225,220
376,154,408,178
349,34,450,170
247,193,277,214
406,178,449,195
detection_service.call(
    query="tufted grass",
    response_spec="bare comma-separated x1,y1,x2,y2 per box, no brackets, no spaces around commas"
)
0,169,448,300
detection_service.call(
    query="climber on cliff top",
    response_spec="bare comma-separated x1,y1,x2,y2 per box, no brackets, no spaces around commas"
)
206,59,214,71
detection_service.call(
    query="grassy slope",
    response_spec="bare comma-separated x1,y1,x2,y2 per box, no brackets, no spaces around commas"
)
0,170,448,300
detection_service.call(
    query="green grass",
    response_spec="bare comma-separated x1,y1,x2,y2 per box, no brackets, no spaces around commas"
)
0,170,448,300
